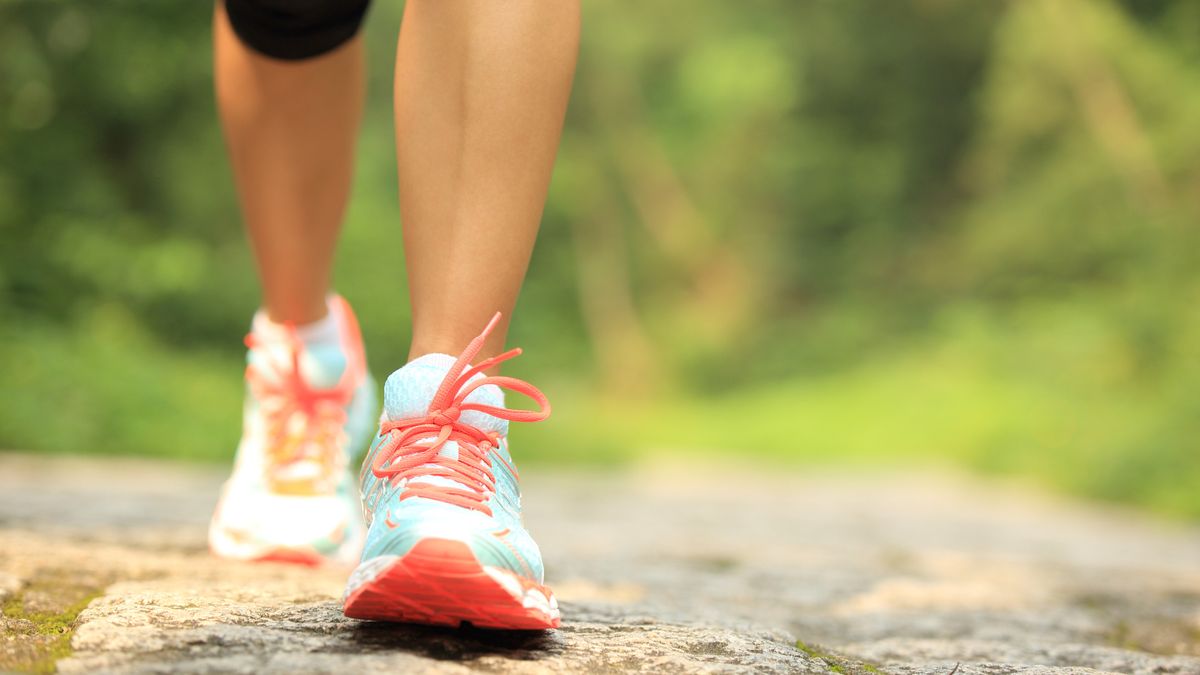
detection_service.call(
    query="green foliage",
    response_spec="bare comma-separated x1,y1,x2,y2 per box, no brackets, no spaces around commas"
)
1,1,1198,517
1,574,103,674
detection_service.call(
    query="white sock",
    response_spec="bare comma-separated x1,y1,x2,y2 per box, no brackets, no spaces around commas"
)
251,297,342,351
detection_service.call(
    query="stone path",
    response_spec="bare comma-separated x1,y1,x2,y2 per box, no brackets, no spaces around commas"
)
1,452,1198,674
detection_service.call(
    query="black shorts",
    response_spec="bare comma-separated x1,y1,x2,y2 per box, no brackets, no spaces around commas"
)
224,0,372,61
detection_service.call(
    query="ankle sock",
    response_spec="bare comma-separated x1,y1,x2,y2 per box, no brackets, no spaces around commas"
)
252,298,341,348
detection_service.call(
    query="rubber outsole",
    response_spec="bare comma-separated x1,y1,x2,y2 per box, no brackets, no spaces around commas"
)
208,518,361,567
207,536,334,567
252,548,326,566
342,537,560,630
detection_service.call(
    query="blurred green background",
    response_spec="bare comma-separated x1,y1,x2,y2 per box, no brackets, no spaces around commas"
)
2,1,1198,518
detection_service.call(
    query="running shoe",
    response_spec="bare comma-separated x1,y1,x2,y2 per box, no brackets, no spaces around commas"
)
209,295,376,565
342,313,559,629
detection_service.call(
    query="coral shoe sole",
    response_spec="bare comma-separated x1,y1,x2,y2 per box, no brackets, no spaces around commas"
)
342,537,560,630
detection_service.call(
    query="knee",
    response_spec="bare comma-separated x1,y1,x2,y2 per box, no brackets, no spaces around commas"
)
223,0,371,61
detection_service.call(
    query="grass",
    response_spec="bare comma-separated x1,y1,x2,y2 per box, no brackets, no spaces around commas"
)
536,301,1200,519
2,297,1198,520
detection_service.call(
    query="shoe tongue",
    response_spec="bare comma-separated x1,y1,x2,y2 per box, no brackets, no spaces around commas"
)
382,354,508,435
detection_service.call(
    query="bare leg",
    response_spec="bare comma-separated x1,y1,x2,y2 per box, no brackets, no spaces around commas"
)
214,3,365,324
395,0,580,361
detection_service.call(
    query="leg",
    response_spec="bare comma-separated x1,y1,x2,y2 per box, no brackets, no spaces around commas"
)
209,1,377,566
214,0,366,324
394,0,580,361
343,3,578,624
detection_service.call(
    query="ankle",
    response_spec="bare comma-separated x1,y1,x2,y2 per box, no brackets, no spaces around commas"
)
409,326,510,367
262,294,330,326
252,295,342,347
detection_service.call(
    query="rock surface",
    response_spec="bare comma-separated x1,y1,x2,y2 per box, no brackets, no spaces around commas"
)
1,452,1198,674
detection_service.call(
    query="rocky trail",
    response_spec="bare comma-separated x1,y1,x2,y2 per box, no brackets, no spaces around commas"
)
2,453,1198,674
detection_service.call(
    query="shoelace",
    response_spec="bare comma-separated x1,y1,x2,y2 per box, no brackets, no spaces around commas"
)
244,327,357,469
370,312,550,516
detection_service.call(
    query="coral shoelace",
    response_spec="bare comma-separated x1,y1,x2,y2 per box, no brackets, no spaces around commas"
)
370,313,550,516
244,328,357,469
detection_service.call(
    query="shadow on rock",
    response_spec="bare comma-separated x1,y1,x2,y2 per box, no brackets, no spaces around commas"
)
348,619,564,662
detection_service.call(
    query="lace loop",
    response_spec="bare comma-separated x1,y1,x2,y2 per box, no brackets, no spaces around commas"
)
370,312,550,515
